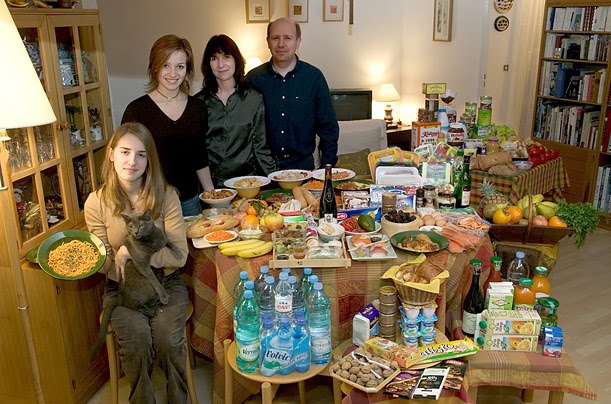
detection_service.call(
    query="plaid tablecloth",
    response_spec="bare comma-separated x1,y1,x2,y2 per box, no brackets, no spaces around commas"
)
470,157,570,208
184,236,493,404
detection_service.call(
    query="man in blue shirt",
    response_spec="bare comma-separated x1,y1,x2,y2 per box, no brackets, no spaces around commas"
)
247,18,339,170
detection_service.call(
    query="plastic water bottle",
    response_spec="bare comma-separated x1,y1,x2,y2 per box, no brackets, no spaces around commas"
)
260,316,293,376
235,290,261,373
299,267,312,293
507,251,529,286
281,267,291,277
259,276,276,320
274,272,293,325
291,313,311,373
233,271,249,306
288,275,305,319
234,280,257,333
303,274,318,302
254,265,269,297
307,282,332,365
439,108,449,141
259,312,275,368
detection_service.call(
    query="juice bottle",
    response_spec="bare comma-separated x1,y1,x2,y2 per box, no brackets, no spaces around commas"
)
513,278,535,311
532,266,551,311
483,256,503,298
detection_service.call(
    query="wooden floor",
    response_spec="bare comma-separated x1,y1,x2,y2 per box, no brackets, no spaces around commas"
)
89,228,611,403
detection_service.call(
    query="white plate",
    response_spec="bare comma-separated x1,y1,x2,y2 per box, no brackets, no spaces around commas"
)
268,169,311,182
192,237,215,249
419,225,443,232
202,230,238,244
311,168,355,181
199,189,237,205
224,175,271,189
346,235,398,261
339,220,382,236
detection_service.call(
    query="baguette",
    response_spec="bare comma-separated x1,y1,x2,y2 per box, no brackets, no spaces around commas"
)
186,215,240,238
292,186,307,208
301,187,318,206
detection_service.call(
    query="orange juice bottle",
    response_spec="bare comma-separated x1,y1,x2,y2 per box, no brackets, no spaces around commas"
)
532,266,551,311
513,278,535,311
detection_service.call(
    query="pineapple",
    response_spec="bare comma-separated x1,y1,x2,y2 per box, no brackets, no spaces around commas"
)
478,179,509,209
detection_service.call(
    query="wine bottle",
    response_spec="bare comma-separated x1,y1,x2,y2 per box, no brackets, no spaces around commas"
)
319,164,337,223
462,259,484,337
459,154,472,208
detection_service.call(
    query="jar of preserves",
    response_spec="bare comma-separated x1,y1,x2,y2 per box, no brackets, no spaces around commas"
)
435,192,456,209
423,185,436,208
513,278,535,310
486,138,500,154
537,297,559,332
447,123,465,148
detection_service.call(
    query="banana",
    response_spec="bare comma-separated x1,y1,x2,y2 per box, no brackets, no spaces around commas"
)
7,0,29,8
221,240,266,256
218,239,262,251
34,0,52,8
237,241,273,258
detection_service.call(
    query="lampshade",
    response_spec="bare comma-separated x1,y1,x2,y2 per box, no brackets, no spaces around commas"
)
0,1,56,131
245,57,263,73
376,84,400,103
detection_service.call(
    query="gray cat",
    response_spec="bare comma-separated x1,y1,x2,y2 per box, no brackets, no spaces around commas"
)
91,209,170,357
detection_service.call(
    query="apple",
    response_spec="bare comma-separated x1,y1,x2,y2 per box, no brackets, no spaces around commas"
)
532,215,549,226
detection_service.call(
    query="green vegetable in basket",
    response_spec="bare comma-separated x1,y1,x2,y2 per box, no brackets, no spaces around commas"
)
555,200,599,248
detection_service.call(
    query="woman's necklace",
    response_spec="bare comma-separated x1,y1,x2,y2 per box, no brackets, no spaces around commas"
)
156,88,181,102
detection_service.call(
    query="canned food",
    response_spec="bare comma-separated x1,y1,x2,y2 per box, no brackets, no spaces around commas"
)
378,311,396,325
379,286,397,302
378,302,397,315
379,323,397,335
479,95,492,109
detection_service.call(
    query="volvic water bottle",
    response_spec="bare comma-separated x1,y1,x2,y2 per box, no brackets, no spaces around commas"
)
259,276,276,320
254,265,269,297
507,251,529,286
288,275,305,319
259,312,275,368
281,267,291,277
291,313,311,373
260,316,293,376
234,280,256,334
235,290,261,373
303,274,318,302
307,282,331,365
299,267,312,293
274,272,293,325
233,271,249,306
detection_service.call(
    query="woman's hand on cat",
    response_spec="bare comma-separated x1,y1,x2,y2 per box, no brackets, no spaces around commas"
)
114,245,131,281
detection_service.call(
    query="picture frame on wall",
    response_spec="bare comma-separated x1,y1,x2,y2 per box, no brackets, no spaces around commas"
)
246,0,271,23
287,0,308,23
433,0,453,42
323,0,344,22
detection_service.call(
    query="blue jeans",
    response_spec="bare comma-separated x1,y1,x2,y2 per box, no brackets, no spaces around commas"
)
180,194,201,217
104,272,188,404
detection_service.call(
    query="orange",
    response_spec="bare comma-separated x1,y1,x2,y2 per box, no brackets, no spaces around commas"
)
492,209,512,225
247,205,258,216
548,216,568,227
241,214,259,230
507,205,523,224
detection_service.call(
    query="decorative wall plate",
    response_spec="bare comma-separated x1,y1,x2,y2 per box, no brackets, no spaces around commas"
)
495,16,510,32
494,0,514,14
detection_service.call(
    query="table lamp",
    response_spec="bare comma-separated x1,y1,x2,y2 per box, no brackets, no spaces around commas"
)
0,1,56,401
376,83,400,128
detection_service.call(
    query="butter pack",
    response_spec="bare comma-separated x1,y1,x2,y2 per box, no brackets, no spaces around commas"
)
352,303,379,347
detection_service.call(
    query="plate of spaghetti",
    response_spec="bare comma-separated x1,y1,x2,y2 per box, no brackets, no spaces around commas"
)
37,230,106,280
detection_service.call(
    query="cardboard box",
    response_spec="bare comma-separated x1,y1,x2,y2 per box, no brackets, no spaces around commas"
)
479,310,541,335
411,121,440,150
543,326,563,358
485,284,514,310
353,303,379,346
477,334,538,351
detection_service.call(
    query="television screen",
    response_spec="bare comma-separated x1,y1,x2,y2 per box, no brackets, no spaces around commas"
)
330,89,372,121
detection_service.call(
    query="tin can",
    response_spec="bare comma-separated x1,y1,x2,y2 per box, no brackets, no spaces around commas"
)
479,96,492,109
379,311,396,325
423,185,436,208
378,301,397,315
379,286,397,304
379,322,397,336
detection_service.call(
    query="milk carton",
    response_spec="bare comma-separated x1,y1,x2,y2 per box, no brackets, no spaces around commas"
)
352,303,379,346
485,282,514,310
543,326,563,358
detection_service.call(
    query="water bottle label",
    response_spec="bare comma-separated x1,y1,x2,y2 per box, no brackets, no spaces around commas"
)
275,296,292,313
311,335,331,354
237,341,259,362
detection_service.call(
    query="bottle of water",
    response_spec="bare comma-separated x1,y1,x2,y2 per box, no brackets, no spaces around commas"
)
288,275,305,319
259,275,276,320
254,265,269,297
274,272,293,325
234,280,256,334
260,316,293,376
307,282,332,365
281,267,291,277
507,251,529,286
303,274,318,302
235,290,261,373
299,267,312,293
233,271,249,306
291,313,311,373
259,312,275,368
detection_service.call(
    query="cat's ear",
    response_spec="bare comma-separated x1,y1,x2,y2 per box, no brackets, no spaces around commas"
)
143,209,151,219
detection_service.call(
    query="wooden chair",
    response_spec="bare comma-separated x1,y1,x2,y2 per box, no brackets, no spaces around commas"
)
102,301,198,404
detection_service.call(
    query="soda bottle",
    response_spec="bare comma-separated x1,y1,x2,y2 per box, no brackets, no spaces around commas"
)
303,274,318,302
235,290,261,373
299,267,313,294
288,275,305,319
307,282,332,365
291,312,311,373
259,275,276,320
254,265,270,297
507,251,529,286
274,272,293,325
234,280,257,333
261,316,293,376
259,312,275,368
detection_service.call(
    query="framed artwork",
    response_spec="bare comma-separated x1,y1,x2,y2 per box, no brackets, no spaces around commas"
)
246,0,270,24
287,0,308,23
323,0,344,22
433,0,453,42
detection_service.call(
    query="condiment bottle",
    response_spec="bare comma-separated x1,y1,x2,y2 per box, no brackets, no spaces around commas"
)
462,259,484,337
513,278,535,311
536,297,559,336
483,256,503,298
416,188,425,209
532,266,551,310
319,164,337,223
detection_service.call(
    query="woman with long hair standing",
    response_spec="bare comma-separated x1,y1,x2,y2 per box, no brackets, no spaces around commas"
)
122,34,213,216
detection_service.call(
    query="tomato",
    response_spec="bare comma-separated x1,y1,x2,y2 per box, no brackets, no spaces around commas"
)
544,152,554,162
528,145,540,157
536,145,546,155
529,156,540,168
551,149,560,159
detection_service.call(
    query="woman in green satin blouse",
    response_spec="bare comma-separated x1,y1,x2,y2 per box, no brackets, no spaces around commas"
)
196,34,276,187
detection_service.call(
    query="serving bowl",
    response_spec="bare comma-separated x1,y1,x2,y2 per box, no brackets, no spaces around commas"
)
513,160,533,171
317,222,345,242
224,176,271,198
199,188,237,206
268,170,311,190
380,214,423,239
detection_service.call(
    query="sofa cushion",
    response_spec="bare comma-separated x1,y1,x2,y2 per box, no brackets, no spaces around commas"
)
336,148,371,178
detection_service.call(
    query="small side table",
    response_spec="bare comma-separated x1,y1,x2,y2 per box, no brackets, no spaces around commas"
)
223,339,333,404
387,125,412,150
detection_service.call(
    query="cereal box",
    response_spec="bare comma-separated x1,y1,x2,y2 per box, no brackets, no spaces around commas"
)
411,121,440,150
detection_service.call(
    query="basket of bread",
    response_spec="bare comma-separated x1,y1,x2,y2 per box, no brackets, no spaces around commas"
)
382,254,449,305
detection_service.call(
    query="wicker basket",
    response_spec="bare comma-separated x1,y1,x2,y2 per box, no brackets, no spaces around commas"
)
391,264,444,305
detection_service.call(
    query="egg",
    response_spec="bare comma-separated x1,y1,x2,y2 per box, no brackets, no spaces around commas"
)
436,219,447,227
424,218,436,226
422,214,432,222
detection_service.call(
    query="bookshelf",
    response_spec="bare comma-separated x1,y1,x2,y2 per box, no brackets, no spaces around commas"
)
532,0,611,229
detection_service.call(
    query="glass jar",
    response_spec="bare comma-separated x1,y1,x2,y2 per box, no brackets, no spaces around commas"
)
447,123,465,149
435,192,456,209
423,185,436,208
382,191,397,214
486,138,500,154
513,278,535,310
537,297,559,334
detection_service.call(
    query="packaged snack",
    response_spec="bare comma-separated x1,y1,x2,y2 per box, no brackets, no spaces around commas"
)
365,337,420,369
417,338,478,364
353,303,379,347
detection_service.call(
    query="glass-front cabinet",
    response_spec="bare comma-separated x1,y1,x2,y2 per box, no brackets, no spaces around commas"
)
8,9,112,255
